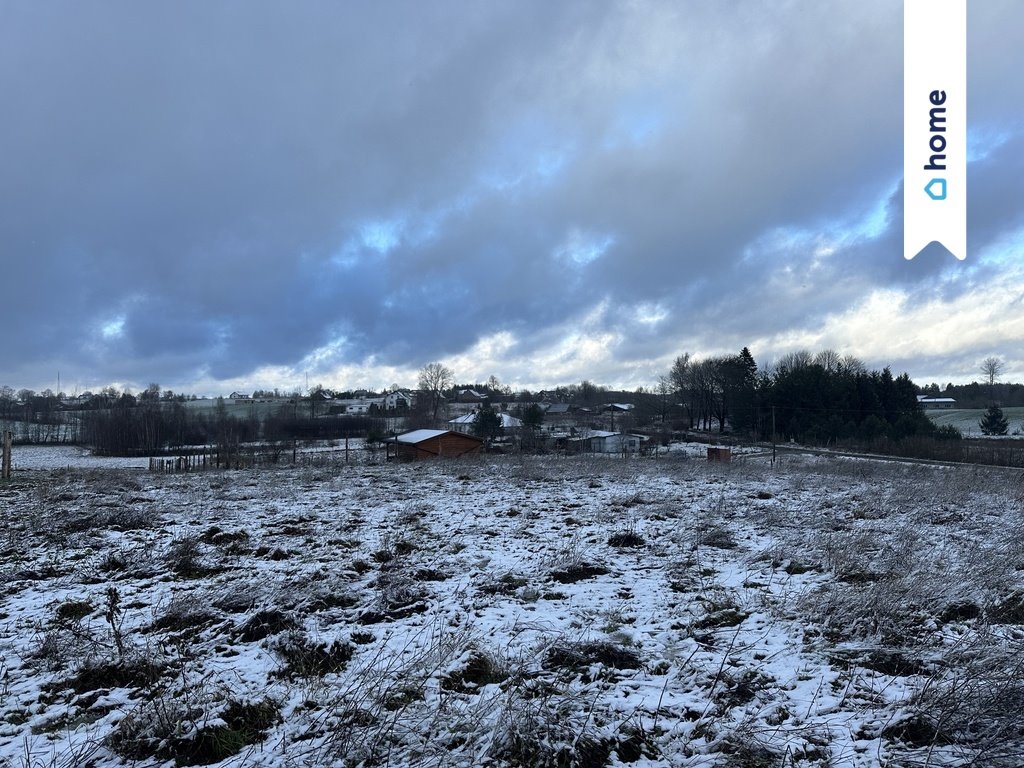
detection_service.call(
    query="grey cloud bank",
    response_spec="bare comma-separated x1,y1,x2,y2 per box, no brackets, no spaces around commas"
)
3,1,1023,392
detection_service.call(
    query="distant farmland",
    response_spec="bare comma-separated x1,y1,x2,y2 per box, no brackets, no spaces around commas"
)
925,407,1024,437
179,397,304,419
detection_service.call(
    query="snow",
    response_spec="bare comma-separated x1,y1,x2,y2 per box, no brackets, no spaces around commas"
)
1,451,1022,767
448,413,523,428
8,444,151,470
927,406,1024,436
391,429,451,443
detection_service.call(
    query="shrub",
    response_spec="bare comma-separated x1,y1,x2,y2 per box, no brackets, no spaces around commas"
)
608,530,646,548
271,631,354,679
440,650,509,692
165,535,210,577
544,640,642,673
478,572,529,596
488,677,615,768
699,525,738,550
151,595,218,633
235,609,299,642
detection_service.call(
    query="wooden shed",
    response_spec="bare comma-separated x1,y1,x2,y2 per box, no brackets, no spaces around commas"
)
707,446,732,463
385,429,483,461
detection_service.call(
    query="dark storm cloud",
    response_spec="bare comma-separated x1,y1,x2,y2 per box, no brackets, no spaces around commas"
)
2,1,1022,390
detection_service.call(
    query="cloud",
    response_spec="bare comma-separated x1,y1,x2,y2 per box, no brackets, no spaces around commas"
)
1,1,1022,392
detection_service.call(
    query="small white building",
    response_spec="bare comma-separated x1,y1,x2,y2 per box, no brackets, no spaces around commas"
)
918,396,957,410
335,398,384,414
571,431,646,454
448,411,523,434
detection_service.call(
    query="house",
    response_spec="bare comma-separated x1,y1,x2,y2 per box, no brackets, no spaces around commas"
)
383,390,414,410
334,398,384,415
448,411,524,434
497,413,523,429
539,403,577,433
569,431,646,454
603,403,635,413
456,389,489,403
542,403,574,421
385,429,483,461
228,391,251,400
918,396,957,409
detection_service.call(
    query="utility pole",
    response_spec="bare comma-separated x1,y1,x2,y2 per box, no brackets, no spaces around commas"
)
771,405,776,467
2,430,12,480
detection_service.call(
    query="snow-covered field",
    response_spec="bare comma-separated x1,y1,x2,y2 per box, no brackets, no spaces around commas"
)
8,441,370,473
9,445,152,471
2,453,1022,767
926,407,1024,437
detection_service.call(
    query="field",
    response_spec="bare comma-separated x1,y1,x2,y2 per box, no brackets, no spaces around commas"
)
2,453,1023,767
925,407,1024,437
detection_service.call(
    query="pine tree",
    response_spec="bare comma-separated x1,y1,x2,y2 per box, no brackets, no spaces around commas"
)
521,403,543,431
979,404,1009,436
473,408,503,440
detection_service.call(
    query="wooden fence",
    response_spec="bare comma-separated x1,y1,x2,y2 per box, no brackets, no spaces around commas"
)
148,440,371,473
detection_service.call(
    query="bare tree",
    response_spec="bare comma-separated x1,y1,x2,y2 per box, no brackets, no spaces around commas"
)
776,350,813,373
655,375,673,424
668,353,690,393
981,357,1004,388
813,349,841,372
981,356,1004,401
840,354,867,374
688,359,719,431
418,362,453,423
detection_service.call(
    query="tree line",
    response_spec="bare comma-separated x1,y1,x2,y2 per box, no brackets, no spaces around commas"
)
79,399,384,456
0,346,1002,455
659,347,954,445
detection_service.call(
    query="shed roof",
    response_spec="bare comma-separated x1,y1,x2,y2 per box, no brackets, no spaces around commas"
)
392,429,448,443
388,429,484,445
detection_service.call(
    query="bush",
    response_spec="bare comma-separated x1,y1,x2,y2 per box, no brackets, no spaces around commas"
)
271,631,354,679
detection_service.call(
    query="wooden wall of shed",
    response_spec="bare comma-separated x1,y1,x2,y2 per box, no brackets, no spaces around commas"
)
396,433,482,460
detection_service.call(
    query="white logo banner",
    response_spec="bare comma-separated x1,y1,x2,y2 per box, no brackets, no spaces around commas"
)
904,0,966,260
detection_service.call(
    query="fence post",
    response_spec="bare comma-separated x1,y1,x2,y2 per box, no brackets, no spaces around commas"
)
2,430,12,480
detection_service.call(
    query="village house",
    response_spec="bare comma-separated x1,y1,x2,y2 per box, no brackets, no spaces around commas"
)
448,410,524,434
541,403,574,430
455,389,489,404
331,398,384,415
569,430,646,454
383,390,414,410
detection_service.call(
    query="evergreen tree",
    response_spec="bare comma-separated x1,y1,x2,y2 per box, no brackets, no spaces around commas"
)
721,348,758,434
473,408,503,440
521,403,544,431
979,404,1009,436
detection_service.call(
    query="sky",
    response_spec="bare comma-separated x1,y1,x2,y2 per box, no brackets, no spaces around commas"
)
3,1,1023,396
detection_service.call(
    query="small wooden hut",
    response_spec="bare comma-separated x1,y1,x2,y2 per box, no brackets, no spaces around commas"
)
385,429,483,461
